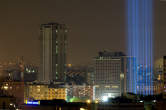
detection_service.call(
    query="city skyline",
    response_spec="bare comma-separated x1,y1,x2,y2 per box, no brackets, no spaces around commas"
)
1,1,166,109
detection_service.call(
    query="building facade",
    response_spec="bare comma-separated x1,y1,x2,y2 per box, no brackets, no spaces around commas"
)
24,83,67,101
93,51,126,100
40,23,67,82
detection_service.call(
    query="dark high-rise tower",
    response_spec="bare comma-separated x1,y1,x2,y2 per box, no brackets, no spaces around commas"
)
40,23,67,82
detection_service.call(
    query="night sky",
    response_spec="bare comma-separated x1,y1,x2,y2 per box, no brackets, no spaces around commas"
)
0,0,166,66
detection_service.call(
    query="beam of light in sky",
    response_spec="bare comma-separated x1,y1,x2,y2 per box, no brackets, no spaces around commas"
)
127,0,153,95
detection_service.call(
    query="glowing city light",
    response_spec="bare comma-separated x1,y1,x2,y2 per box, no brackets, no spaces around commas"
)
86,99,91,104
95,100,99,104
25,100,40,105
102,96,108,102
3,86,8,90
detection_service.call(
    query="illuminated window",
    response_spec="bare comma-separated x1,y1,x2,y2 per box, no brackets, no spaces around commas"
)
112,85,119,88
56,46,58,54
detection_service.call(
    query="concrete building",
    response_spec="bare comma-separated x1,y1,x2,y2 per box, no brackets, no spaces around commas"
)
93,51,126,100
40,23,67,82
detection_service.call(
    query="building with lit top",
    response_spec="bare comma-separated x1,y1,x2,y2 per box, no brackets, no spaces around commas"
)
40,23,67,82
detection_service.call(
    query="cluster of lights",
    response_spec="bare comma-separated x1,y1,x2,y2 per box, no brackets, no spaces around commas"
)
2,84,10,90
26,68,35,73
85,99,99,104
9,103,20,110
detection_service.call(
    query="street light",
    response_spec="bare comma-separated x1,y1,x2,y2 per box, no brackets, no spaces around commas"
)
86,99,91,104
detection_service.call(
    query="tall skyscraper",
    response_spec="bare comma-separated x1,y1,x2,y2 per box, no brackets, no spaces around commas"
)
93,51,126,100
40,23,67,83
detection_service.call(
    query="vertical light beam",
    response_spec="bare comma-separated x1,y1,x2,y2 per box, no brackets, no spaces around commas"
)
127,0,154,95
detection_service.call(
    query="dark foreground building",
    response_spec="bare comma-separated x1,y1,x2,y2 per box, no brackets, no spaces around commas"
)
23,99,87,110
22,99,155,110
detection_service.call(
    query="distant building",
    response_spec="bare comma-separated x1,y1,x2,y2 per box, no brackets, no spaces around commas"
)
66,66,94,85
93,51,126,100
40,23,67,82
3,63,22,81
1,82,24,105
1,62,38,82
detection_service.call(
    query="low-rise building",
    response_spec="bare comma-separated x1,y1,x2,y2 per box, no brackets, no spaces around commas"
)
24,83,67,101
